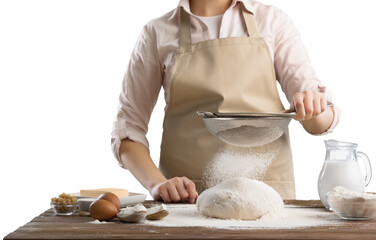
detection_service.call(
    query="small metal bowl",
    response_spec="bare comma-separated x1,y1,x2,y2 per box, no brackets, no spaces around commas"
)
50,202,78,216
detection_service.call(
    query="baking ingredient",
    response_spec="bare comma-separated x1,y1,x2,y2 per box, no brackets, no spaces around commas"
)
98,192,120,210
146,204,169,220
50,203,77,215
117,203,147,223
218,125,283,147
197,177,284,220
327,186,376,200
327,186,376,220
144,204,341,229
80,188,129,198
50,193,78,214
51,193,78,205
318,160,365,209
204,142,279,188
89,199,118,221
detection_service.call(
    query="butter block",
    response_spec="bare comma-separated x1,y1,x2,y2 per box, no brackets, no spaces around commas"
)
80,188,129,198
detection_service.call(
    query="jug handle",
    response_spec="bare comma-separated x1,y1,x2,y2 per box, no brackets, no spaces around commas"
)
357,151,372,186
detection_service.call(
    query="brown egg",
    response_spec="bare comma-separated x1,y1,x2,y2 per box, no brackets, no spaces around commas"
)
98,192,120,210
89,199,118,221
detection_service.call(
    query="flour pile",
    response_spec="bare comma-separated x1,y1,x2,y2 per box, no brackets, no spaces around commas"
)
197,177,284,220
218,125,283,147
327,186,376,201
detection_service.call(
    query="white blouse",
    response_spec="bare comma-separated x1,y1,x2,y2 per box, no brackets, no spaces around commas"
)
196,14,224,39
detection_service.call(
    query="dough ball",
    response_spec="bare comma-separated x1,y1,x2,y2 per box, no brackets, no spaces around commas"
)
197,177,284,220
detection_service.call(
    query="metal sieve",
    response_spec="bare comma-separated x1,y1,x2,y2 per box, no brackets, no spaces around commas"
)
197,111,296,147
197,104,333,147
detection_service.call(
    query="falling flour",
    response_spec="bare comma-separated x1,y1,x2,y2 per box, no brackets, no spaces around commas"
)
200,123,286,224
143,204,342,229
218,125,283,147
203,141,280,188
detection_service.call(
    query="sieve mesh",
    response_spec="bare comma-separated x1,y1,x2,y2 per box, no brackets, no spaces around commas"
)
198,112,294,148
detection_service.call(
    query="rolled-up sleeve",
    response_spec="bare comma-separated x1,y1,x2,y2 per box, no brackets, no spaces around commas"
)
111,22,163,168
272,9,340,134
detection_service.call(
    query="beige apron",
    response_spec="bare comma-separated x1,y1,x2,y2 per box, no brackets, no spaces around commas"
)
160,3,296,199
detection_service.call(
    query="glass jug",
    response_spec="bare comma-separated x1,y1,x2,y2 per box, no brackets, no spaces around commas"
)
318,140,372,209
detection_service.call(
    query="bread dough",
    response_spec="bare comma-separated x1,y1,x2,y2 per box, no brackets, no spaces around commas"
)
197,177,284,220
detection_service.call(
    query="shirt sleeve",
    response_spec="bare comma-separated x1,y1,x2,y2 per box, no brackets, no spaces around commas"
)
111,22,163,168
272,8,340,135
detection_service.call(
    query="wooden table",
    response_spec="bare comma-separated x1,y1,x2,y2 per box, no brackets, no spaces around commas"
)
4,200,376,240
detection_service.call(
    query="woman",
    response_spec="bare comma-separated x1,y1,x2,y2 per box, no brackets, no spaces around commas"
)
111,0,340,203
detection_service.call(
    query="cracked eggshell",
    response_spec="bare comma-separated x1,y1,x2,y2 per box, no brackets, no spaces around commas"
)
117,204,147,223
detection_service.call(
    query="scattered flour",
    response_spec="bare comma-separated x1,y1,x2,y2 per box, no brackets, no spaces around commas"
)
143,204,342,229
203,141,280,188
89,220,115,224
218,125,283,147
197,177,284,220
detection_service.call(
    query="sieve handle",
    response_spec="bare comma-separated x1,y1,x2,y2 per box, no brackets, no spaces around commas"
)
197,111,218,118
282,103,333,114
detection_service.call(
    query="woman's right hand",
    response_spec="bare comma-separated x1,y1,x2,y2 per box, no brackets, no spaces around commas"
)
150,177,198,204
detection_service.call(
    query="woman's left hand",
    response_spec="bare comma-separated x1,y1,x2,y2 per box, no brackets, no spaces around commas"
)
292,90,328,122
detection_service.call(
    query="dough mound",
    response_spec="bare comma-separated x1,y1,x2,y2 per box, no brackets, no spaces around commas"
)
197,177,283,220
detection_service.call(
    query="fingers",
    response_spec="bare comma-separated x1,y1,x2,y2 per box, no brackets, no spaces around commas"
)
167,181,181,202
304,91,313,120
156,184,171,203
293,91,327,122
170,177,187,202
182,177,198,204
293,93,305,121
152,177,198,204
312,94,321,117
320,95,328,113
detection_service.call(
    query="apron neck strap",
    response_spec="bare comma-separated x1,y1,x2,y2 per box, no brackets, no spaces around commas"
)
239,2,260,38
179,7,192,47
178,2,260,47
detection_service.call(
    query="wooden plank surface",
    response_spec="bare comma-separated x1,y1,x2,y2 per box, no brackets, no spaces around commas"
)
4,200,376,240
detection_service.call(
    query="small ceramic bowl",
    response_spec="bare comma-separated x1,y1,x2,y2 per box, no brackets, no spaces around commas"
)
50,202,78,216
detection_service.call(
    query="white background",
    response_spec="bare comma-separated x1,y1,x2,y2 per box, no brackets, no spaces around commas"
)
1,0,375,237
